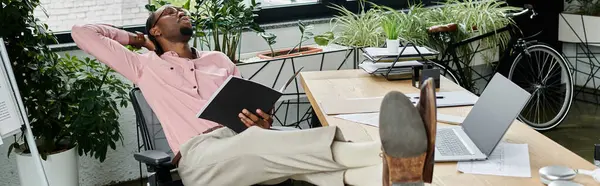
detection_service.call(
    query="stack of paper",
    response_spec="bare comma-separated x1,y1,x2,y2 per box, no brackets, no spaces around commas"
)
359,61,422,74
364,46,436,57
457,143,531,178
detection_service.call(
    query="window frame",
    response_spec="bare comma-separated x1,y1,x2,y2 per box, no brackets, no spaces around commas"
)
52,0,438,45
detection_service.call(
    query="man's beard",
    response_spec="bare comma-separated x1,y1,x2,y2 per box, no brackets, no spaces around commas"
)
180,27,193,36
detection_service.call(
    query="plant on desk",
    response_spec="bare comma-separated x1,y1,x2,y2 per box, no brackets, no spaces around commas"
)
257,20,333,59
371,0,518,92
381,12,401,54
328,0,385,47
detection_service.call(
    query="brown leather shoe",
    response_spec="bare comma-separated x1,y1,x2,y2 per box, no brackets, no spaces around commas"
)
416,78,437,183
379,91,427,185
379,78,437,186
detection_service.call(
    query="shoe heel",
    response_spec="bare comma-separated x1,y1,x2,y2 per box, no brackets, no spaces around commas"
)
379,91,428,186
384,153,426,183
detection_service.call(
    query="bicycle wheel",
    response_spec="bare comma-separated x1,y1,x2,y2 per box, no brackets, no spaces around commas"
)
430,61,462,87
508,44,573,130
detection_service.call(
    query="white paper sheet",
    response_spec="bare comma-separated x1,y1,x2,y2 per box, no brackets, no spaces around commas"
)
334,112,380,127
457,143,531,178
334,112,463,127
345,91,478,108
0,135,3,145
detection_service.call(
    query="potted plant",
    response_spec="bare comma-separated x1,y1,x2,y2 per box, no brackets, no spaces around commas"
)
329,0,386,47
559,0,600,43
381,13,401,53
9,55,131,186
3,1,131,185
257,20,332,59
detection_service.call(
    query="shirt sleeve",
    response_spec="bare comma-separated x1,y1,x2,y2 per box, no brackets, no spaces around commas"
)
232,65,241,77
71,24,144,83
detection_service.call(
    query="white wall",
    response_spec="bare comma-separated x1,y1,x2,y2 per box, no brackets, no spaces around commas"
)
34,0,149,32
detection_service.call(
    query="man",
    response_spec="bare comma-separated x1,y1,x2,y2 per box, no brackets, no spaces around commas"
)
71,5,431,186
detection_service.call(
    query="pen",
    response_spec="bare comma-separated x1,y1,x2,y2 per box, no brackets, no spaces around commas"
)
413,96,444,99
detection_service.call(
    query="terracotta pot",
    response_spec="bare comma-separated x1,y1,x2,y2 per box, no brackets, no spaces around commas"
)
257,46,323,59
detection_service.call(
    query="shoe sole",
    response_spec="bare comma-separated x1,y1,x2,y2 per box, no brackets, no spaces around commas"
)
379,91,428,185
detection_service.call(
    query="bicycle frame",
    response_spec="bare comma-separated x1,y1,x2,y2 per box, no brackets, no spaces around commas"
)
432,8,540,94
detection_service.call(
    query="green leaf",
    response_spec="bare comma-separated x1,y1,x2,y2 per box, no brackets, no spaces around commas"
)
109,140,116,150
314,32,334,46
145,4,157,12
41,152,47,161
7,143,15,158
183,0,191,10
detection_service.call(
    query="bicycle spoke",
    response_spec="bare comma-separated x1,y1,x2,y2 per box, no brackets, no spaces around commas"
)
516,62,538,86
543,57,560,84
541,90,561,121
536,51,543,80
545,91,564,111
525,56,539,81
544,94,561,117
536,90,541,124
523,96,536,121
546,89,565,108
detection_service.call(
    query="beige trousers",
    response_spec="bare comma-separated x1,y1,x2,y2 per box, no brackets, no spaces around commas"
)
177,126,382,186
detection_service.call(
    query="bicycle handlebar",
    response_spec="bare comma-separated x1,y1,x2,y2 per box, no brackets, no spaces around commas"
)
503,4,537,19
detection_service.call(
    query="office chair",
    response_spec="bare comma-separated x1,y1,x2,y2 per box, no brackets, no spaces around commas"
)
129,87,297,186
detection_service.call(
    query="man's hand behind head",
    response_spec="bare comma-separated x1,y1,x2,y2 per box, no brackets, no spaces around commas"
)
129,31,156,51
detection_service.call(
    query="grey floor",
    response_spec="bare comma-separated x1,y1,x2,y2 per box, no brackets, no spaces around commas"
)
111,98,600,186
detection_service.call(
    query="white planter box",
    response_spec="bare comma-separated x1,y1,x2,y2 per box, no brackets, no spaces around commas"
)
16,146,79,186
559,13,600,44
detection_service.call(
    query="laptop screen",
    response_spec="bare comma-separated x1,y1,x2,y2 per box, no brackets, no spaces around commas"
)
461,73,531,156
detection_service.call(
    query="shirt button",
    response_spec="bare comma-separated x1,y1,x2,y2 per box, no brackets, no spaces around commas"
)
193,86,197,89
170,67,174,70
190,68,194,71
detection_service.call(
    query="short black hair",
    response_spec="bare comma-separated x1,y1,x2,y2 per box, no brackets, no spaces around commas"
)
145,13,165,55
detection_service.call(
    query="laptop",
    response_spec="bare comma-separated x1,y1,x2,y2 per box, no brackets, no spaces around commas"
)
434,73,531,162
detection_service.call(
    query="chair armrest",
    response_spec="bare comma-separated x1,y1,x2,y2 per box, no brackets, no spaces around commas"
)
134,150,171,166
270,126,301,131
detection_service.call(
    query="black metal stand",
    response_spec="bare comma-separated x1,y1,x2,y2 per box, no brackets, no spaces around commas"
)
238,45,358,129
559,13,600,104
358,41,438,82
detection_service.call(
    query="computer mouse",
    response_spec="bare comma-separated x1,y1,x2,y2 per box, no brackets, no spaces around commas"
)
539,166,577,185
549,180,583,186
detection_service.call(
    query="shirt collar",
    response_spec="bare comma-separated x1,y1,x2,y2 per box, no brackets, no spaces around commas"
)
161,47,200,59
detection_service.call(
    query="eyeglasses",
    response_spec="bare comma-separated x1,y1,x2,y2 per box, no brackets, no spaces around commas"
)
151,6,191,28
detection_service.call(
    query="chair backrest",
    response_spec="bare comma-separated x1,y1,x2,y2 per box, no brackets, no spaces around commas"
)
130,87,174,157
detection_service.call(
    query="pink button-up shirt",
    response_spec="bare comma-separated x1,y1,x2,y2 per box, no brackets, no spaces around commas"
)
71,24,240,153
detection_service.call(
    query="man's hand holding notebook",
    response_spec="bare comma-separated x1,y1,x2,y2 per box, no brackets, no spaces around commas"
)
197,67,304,133
238,108,274,129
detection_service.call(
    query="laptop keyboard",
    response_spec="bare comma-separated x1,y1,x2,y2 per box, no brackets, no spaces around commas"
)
436,128,472,156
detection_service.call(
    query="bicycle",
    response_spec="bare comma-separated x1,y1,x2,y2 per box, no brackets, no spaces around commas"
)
426,4,574,131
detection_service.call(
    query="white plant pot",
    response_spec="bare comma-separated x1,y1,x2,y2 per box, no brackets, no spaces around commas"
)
386,39,399,54
559,13,600,45
15,146,79,186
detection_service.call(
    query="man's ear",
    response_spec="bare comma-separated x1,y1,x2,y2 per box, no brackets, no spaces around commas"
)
150,27,161,37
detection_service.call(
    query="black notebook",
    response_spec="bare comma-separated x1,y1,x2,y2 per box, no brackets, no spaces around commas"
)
196,67,304,133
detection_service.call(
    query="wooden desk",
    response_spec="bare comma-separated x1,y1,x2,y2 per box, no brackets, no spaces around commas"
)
300,69,598,186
